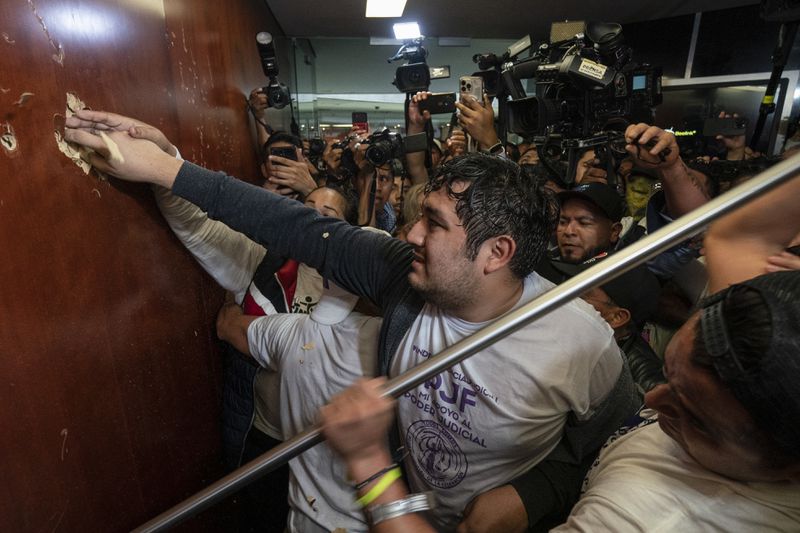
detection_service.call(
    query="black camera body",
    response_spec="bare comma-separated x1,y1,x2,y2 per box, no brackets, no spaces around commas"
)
308,138,326,157
261,82,291,109
363,129,428,167
505,23,662,138
256,31,291,110
389,39,431,93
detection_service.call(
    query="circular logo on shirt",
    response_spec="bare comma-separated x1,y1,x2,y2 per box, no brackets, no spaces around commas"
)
405,419,468,489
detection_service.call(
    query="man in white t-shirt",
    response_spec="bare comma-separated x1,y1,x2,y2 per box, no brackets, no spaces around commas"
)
217,280,381,533
320,156,800,533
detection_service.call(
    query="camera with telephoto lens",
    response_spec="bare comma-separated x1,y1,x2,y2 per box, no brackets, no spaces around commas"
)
256,31,291,109
363,129,429,167
388,38,430,93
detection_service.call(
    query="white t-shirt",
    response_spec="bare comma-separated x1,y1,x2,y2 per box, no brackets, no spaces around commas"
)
390,272,622,530
553,419,800,532
247,305,382,533
252,265,323,440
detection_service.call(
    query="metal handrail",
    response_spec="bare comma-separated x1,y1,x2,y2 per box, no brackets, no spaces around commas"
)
133,152,800,532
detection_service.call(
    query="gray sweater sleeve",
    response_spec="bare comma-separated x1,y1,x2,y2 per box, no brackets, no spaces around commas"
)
171,161,414,308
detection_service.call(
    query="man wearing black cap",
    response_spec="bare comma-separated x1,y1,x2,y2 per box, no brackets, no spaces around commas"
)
580,264,665,395
537,182,626,284
552,163,800,530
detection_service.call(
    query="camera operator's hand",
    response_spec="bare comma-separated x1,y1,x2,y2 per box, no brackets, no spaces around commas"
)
249,87,269,119
445,128,467,160
268,147,317,197
408,91,433,135
579,162,609,185
456,94,499,151
575,150,608,185
348,125,369,142
624,123,679,169
714,110,763,161
322,137,343,172
66,110,177,156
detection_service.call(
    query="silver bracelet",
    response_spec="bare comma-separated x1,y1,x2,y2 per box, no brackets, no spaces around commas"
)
365,492,435,526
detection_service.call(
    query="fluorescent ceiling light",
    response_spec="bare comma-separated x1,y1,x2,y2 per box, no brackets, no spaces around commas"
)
366,0,407,18
393,22,421,40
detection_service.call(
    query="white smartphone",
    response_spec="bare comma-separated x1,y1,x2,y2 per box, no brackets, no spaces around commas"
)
459,76,484,106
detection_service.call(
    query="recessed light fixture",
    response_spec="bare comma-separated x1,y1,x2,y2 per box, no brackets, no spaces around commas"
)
393,21,421,40
366,0,407,18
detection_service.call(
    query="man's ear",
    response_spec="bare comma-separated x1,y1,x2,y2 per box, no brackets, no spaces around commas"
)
608,306,631,330
482,235,517,275
610,221,623,244
260,161,268,178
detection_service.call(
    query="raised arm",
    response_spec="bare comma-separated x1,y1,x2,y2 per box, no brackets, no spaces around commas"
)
153,186,266,301
405,92,432,185
624,123,709,218
704,164,800,293
64,116,413,307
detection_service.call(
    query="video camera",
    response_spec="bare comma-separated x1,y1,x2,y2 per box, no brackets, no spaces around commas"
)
389,38,430,93
505,22,661,138
474,22,662,187
256,32,291,109
362,129,429,167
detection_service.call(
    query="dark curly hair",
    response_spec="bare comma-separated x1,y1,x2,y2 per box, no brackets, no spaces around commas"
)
426,153,559,279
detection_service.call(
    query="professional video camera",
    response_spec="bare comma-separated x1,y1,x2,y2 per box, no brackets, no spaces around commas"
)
474,22,663,187
362,129,428,166
388,38,430,93
256,31,291,109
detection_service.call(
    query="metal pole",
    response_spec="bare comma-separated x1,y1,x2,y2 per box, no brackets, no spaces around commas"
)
134,153,800,533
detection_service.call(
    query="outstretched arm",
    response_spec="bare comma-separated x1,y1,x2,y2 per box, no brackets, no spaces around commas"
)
704,162,800,293
64,112,413,307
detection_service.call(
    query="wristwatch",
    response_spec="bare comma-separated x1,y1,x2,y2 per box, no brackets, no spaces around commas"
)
483,141,504,155
365,492,435,526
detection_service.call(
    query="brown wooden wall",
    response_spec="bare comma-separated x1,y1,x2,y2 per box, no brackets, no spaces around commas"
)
0,0,284,530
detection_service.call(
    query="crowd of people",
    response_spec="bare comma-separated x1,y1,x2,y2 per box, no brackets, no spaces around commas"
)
61,75,800,533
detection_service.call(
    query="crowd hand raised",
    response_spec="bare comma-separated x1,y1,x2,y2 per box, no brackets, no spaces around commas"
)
765,250,800,273
456,94,499,150
322,138,343,171
577,158,609,185
319,378,395,464
408,91,433,134
63,127,182,185
456,485,528,533
268,148,317,197
348,125,369,142
446,129,467,158
65,109,177,156
248,87,269,118
624,123,679,169
714,110,752,160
